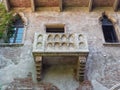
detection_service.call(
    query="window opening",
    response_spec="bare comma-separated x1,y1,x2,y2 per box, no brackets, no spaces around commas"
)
101,15,118,43
8,15,24,43
46,24,65,33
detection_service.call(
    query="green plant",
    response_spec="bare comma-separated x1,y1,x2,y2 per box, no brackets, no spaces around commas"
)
0,3,13,39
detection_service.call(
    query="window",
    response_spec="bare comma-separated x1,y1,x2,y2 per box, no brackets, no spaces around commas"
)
46,24,65,33
8,15,24,43
101,15,118,43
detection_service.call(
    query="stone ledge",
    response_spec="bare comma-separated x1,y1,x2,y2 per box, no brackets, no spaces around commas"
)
103,43,120,47
0,43,24,47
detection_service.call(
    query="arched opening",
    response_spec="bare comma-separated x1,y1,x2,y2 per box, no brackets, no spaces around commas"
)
101,14,118,43
7,14,24,43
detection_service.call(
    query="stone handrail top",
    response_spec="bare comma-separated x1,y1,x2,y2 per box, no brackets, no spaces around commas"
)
33,33,89,54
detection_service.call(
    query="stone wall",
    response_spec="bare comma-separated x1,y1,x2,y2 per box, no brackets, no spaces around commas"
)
0,8,120,90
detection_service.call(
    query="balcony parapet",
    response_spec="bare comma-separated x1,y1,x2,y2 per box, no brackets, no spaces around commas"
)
33,33,89,56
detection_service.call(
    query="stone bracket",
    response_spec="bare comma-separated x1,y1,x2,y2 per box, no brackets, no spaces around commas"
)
34,56,42,81
76,56,86,82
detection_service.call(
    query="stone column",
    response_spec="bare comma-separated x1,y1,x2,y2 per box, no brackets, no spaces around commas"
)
59,0,63,12
35,56,42,81
31,0,35,12
4,0,10,12
76,56,86,82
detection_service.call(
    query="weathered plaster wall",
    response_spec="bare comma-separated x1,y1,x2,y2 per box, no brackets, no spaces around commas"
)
0,8,120,90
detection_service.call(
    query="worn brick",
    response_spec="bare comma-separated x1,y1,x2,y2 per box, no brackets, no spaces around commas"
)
9,0,31,7
35,0,59,7
94,0,115,7
63,0,89,7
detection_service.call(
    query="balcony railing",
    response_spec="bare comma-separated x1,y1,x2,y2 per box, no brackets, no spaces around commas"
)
33,33,89,54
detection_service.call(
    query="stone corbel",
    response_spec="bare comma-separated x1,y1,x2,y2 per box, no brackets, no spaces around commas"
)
35,56,42,81
79,56,86,63
35,56,42,62
76,56,87,82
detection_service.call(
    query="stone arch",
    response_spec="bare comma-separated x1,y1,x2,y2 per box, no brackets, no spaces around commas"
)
99,12,120,43
7,12,28,43
99,12,118,25
13,12,28,26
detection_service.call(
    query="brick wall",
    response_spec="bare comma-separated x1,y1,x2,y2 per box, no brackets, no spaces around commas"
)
9,0,31,7
63,0,89,7
9,0,116,8
94,0,115,7
118,1,120,9
35,0,59,7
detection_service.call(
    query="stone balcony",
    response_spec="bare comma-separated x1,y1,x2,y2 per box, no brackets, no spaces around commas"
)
32,33,89,82
32,33,89,55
